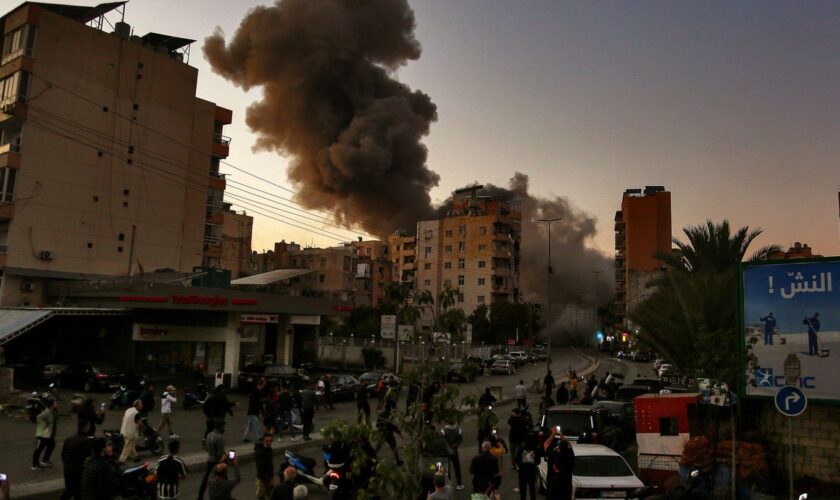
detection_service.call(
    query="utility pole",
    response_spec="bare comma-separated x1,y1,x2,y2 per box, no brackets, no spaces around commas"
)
538,217,561,368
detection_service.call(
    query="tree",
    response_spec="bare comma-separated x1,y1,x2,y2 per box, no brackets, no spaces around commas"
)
630,219,780,388
467,303,491,342
488,299,530,345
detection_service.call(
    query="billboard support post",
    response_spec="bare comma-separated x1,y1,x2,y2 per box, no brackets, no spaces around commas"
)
788,417,793,500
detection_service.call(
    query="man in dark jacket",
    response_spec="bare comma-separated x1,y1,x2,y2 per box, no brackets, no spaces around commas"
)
203,387,234,438
254,433,274,500
139,382,156,418
478,387,496,410
269,467,296,500
355,383,370,424
198,421,227,500
375,410,403,465
555,382,569,405
514,433,541,500
543,370,556,400
276,386,296,440
406,380,420,412
80,438,117,500
60,420,93,500
300,385,316,441
507,408,529,469
77,399,105,437
469,441,499,494
243,378,266,442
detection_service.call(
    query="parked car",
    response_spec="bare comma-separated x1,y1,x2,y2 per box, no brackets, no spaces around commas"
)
359,371,401,395
613,384,656,402
237,364,306,392
539,405,607,444
508,351,529,366
658,364,674,378
631,377,663,392
653,358,666,371
530,349,549,362
57,363,123,392
446,363,469,383
42,364,69,383
490,359,516,375
328,374,363,401
538,444,644,498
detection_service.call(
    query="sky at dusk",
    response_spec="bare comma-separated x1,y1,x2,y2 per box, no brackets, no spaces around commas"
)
14,0,840,257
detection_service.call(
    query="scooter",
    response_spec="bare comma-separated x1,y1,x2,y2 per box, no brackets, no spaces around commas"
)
282,444,356,498
26,384,57,422
183,382,208,410
116,462,156,499
110,381,145,410
103,418,164,456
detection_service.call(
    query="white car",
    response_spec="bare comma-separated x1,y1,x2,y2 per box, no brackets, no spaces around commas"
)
538,443,644,499
508,351,528,365
657,364,673,377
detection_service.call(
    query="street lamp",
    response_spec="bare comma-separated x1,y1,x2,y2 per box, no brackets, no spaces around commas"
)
538,217,562,368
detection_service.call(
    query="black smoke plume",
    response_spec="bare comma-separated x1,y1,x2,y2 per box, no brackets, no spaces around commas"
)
449,174,615,342
203,0,438,236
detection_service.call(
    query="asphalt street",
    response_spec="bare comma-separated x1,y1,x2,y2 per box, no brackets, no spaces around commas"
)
1,347,594,499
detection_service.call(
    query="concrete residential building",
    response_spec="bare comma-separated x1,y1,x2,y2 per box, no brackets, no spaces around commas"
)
220,203,253,279
351,239,391,307
389,232,417,290
414,186,521,330
0,1,232,306
614,186,671,327
275,242,358,301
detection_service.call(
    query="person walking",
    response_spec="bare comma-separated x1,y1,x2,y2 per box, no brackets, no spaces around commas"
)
514,433,540,500
203,386,235,439
208,460,241,500
543,370,555,401
277,385,297,441
32,398,58,470
469,441,498,495
804,313,821,356
375,410,403,465
760,312,776,346
158,385,178,439
80,438,117,500
156,440,187,500
513,380,527,410
254,433,275,500
261,388,279,436
244,378,267,442
198,421,227,500
315,377,326,410
568,375,579,403
60,420,93,500
323,374,335,410
356,383,370,424
118,400,143,464
442,418,465,490
300,384,316,441
555,382,569,405
77,398,105,437
507,408,528,470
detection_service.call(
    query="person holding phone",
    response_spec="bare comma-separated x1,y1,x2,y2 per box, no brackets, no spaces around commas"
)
198,421,226,500
254,433,275,499
32,398,58,470
543,428,574,500
208,454,240,500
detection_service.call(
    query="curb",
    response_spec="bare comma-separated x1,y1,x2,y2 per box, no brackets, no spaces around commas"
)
13,434,331,498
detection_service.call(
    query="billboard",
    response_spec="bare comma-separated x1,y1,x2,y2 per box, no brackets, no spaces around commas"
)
741,258,840,402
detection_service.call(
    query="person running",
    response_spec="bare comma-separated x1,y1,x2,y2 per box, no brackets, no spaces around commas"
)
32,398,58,470
158,385,178,438
156,440,187,499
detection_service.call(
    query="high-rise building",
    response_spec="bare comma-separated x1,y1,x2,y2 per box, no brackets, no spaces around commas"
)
414,186,521,330
388,231,417,290
614,186,671,327
0,2,231,305
351,239,391,307
220,203,253,279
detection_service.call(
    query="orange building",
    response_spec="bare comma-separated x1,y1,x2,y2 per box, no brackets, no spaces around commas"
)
614,186,671,326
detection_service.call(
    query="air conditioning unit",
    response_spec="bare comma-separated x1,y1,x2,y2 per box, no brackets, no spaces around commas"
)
39,250,53,261
21,281,35,292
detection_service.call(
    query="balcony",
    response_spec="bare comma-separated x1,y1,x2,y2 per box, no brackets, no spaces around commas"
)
615,269,624,280
0,203,13,221
615,258,625,270
492,267,512,278
211,134,231,158
0,144,21,168
0,98,27,126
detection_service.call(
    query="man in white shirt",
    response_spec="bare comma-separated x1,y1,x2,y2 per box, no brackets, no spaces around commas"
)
118,399,143,464
513,380,527,410
157,385,177,438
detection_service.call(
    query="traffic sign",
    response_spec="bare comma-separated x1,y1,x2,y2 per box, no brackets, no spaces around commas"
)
380,315,396,339
774,386,807,417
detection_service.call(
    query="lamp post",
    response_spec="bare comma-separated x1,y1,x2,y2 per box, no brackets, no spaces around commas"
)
590,269,604,337
538,217,562,368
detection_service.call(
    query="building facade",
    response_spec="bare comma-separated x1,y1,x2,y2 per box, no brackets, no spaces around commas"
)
351,239,391,307
220,203,253,279
388,232,417,290
614,186,672,327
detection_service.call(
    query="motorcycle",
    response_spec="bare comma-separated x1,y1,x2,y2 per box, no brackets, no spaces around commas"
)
102,418,164,456
183,382,208,410
282,444,357,499
110,381,145,410
26,383,57,422
116,462,156,499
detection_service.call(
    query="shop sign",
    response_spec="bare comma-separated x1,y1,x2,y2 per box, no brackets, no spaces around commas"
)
138,326,169,339
241,314,278,324
290,315,321,325
172,294,228,307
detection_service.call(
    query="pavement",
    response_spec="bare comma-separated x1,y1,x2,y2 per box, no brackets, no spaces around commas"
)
2,347,595,499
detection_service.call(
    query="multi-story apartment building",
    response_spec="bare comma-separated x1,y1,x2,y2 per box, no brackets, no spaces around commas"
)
388,231,417,290
767,241,821,260
614,186,671,326
351,239,391,307
220,203,253,279
414,186,521,329
274,241,358,301
0,2,232,305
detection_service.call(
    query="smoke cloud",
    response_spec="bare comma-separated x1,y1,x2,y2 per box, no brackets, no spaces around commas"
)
203,0,438,236
458,174,616,342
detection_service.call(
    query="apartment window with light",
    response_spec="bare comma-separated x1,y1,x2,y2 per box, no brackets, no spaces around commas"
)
444,262,452,269
478,261,486,268
0,168,16,202
458,258,465,269
445,245,452,253
477,295,485,304
478,278,485,285
479,226,487,235
458,275,465,286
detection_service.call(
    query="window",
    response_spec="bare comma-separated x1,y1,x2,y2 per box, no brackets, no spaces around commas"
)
477,295,485,304
478,260,486,268
445,229,453,237
459,225,466,236
320,258,326,268
203,223,221,245
2,25,36,65
457,293,464,303
478,278,486,285
206,187,223,208
458,275,465,286
0,167,17,202
0,71,29,105
210,157,221,177
424,263,431,270
458,241,465,252
478,244,487,251
424,246,432,257
444,279,451,287
319,274,325,283
424,279,431,286
479,226,487,235
444,245,452,253
444,262,452,269
458,258,465,269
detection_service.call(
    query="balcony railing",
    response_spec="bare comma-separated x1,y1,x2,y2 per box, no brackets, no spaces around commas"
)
1,47,33,66
0,143,20,154
213,133,231,146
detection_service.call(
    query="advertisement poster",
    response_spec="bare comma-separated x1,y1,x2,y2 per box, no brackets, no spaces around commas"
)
742,259,839,401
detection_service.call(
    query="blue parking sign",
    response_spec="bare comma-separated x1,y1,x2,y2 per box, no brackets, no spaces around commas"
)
774,386,807,417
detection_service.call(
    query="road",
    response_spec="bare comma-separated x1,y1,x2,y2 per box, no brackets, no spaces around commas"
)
3,347,592,498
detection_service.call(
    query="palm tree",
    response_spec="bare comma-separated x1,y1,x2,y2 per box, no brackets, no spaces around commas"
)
660,220,781,273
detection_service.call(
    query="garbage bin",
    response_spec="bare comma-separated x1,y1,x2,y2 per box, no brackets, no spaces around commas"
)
214,372,232,389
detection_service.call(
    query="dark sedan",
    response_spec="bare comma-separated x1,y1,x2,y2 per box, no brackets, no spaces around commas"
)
328,374,363,401
238,364,305,392
447,363,468,383
359,371,400,395
57,363,123,392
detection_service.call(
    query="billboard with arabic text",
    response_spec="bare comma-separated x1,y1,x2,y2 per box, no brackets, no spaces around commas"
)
741,258,840,402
